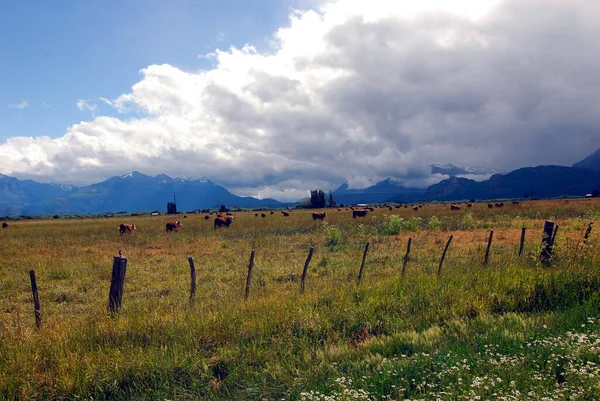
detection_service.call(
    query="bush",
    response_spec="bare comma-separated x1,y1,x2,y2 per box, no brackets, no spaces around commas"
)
462,213,475,230
322,222,342,250
428,216,441,231
382,215,404,235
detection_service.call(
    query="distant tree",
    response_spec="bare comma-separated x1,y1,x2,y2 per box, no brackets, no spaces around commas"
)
310,190,326,208
167,201,177,215
219,204,229,213
592,189,600,198
327,191,336,208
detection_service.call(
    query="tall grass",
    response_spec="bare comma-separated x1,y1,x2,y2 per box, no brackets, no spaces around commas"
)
1,198,600,399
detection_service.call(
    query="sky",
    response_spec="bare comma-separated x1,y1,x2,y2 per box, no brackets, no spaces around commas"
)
1,0,599,201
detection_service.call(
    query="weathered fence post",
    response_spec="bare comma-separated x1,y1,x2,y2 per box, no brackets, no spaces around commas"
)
540,221,555,265
29,270,41,328
518,227,527,256
438,235,453,276
484,230,494,265
357,242,370,283
584,222,593,242
188,256,197,302
244,251,255,301
300,247,314,293
108,256,128,312
401,238,412,276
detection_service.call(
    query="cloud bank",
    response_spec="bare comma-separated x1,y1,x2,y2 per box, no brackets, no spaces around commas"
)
1,0,600,200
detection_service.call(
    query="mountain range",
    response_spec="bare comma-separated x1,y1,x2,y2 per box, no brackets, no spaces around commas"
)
1,172,281,215
1,149,600,216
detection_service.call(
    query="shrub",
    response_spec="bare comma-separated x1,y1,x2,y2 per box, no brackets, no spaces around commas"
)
322,222,342,250
382,215,404,235
462,213,475,230
428,216,441,231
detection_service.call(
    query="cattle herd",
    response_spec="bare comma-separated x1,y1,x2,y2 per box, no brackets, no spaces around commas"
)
0,200,525,234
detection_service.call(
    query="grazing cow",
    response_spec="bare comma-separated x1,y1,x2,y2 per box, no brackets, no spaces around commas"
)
488,203,494,209
2,222,8,228
205,215,210,220
467,203,472,208
338,208,342,211
353,210,368,218
166,221,182,232
512,200,520,205
226,212,233,216
413,206,419,211
312,212,326,220
282,211,290,216
214,216,234,229
118,223,136,235
261,213,267,218
270,211,274,215
494,203,502,208
395,205,400,209
419,205,423,208
368,207,375,212
388,207,393,211
499,202,504,207
255,213,259,217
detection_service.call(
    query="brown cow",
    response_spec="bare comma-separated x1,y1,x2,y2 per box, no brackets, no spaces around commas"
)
488,203,493,209
512,200,520,205
166,221,182,232
214,216,234,229
312,212,326,220
413,206,419,211
467,203,472,208
255,213,259,217
119,223,136,235
281,211,290,216
2,221,8,228
353,210,368,218
205,215,210,220
261,213,267,218
226,212,233,216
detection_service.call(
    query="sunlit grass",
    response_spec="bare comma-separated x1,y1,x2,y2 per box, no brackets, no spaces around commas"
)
1,198,600,399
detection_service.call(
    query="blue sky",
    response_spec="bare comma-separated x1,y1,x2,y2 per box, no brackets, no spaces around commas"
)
0,0,599,201
0,0,309,141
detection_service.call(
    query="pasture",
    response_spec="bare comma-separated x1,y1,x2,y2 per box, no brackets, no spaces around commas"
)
2,199,600,400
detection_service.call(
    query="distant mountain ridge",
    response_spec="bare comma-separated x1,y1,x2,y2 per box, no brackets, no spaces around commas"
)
573,148,600,172
431,163,499,176
1,172,281,215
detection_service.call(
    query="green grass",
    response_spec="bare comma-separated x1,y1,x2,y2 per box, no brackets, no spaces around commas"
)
1,199,600,400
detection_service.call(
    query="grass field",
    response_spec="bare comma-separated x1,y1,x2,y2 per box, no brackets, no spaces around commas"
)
2,198,600,400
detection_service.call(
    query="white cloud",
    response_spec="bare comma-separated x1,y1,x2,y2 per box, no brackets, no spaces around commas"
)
1,0,600,200
76,99,97,116
8,100,28,109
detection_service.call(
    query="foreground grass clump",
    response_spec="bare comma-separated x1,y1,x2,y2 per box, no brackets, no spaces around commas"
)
1,198,600,400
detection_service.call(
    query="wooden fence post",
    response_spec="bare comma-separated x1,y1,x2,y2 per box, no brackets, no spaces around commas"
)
584,222,593,242
518,227,526,257
357,242,370,283
540,221,555,265
401,238,412,276
244,251,255,301
300,247,314,293
438,235,453,276
29,270,41,328
108,256,128,313
484,230,494,265
188,256,197,302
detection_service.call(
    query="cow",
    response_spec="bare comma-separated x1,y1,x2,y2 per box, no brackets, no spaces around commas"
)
488,203,494,209
261,213,267,218
118,223,136,235
450,204,461,210
270,211,274,215
413,206,419,211
368,207,375,212
312,212,326,220
226,212,233,216
214,216,234,229
166,221,182,232
2,222,8,228
353,210,368,218
467,203,473,208
512,200,520,205
205,215,210,220
282,211,290,216
255,213,259,217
